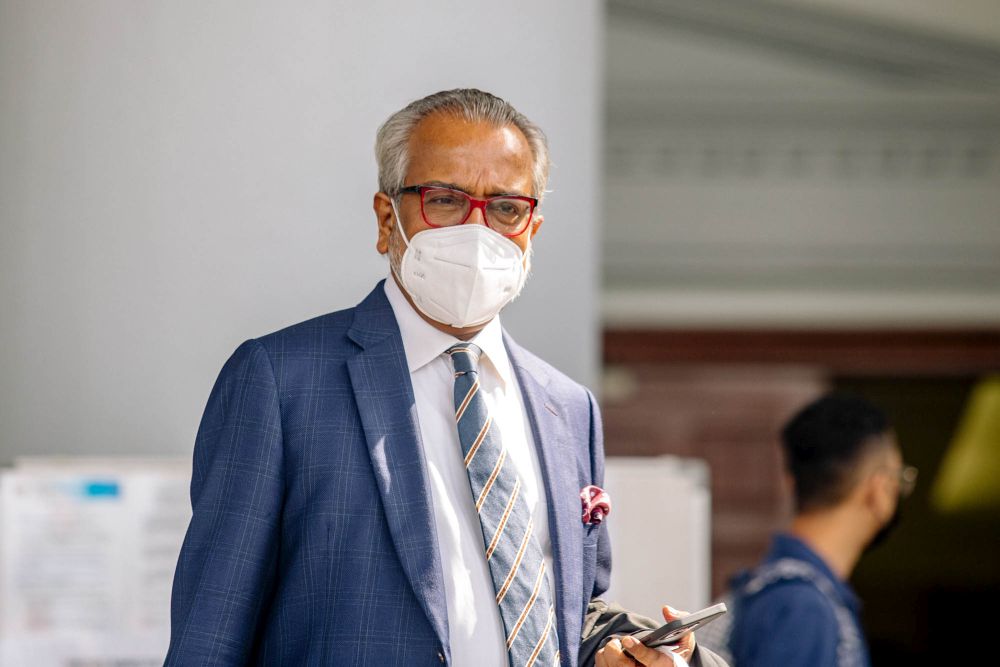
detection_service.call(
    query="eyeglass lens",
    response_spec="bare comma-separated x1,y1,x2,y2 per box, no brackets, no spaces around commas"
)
422,188,532,234
899,465,918,498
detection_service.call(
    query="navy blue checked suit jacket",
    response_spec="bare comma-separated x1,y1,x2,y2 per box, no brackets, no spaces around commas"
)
165,281,612,666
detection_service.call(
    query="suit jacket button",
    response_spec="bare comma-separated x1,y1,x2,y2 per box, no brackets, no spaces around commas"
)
437,650,445,662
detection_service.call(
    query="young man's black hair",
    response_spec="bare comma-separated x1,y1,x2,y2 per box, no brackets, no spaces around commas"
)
781,393,892,513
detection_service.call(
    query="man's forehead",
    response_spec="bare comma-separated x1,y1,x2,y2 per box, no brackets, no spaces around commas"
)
410,113,529,152
405,113,534,192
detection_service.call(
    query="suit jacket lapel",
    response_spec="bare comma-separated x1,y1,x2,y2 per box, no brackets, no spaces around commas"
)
346,282,450,657
505,333,583,666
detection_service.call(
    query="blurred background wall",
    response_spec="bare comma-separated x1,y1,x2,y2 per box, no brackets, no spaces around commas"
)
599,1,1000,663
0,0,603,465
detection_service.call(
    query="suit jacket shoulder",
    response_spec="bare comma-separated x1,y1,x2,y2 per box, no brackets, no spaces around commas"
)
253,292,370,361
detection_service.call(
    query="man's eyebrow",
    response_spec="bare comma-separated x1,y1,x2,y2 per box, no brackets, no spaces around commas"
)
490,189,534,199
420,181,533,199
422,180,467,192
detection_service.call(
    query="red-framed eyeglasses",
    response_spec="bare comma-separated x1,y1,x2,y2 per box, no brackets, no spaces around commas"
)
396,185,538,237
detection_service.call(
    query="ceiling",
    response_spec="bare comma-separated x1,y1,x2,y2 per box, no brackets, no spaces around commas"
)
602,0,1000,328
607,0,1000,101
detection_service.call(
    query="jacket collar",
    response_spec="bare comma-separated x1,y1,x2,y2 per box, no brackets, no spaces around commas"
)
506,332,585,666
346,281,451,658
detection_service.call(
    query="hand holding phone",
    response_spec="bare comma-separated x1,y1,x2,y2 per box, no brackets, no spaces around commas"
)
633,602,728,649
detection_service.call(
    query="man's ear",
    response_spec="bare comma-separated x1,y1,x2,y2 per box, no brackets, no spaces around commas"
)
861,469,892,522
529,213,543,240
374,192,395,255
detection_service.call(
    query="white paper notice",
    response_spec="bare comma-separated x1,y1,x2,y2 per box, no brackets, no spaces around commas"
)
0,461,190,667
603,456,712,617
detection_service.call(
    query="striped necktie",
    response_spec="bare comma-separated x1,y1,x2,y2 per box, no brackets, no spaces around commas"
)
447,343,560,667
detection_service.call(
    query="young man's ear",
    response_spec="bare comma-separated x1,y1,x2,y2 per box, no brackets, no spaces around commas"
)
862,469,894,523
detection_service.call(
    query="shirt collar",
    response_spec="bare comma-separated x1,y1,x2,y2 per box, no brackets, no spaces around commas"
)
383,276,513,389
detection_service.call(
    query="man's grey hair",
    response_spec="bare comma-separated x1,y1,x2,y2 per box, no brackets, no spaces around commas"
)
375,88,550,200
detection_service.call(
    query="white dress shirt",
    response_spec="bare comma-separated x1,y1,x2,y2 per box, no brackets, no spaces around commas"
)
383,277,554,667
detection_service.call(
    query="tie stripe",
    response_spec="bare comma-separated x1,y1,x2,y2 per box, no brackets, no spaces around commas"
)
506,561,547,649
486,478,521,560
525,607,556,667
456,377,480,422
475,447,507,511
447,343,559,667
464,415,492,468
496,517,533,605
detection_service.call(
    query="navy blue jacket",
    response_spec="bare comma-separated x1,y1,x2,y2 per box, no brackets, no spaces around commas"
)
729,534,870,667
165,282,610,666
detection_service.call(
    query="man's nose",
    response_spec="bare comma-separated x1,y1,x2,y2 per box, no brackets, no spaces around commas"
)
467,203,489,226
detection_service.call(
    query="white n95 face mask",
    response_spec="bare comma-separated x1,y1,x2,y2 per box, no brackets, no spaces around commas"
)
390,202,529,328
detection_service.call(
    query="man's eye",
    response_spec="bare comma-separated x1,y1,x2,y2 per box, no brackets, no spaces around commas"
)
427,195,461,207
492,201,522,216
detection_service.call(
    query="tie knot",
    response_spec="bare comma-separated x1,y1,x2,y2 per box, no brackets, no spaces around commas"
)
446,343,482,375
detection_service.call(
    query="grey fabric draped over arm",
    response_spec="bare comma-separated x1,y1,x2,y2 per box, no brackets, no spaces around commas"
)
579,599,730,667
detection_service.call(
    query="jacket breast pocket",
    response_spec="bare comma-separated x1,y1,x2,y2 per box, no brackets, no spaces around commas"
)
583,521,603,545
580,521,603,610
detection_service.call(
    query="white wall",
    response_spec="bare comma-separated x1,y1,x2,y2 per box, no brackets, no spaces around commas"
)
603,456,711,616
0,1,603,463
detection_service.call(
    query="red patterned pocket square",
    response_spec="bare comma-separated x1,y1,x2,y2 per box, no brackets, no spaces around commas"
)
580,485,611,525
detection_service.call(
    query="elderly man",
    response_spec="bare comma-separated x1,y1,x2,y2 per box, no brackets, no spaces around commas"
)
165,89,724,667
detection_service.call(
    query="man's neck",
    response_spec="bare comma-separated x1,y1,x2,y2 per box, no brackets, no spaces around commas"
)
390,272,488,341
789,509,866,581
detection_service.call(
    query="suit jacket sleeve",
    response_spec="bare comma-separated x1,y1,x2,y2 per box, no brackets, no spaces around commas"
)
578,599,730,667
165,339,284,665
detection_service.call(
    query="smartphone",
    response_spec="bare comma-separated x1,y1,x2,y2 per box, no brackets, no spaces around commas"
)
634,602,728,649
